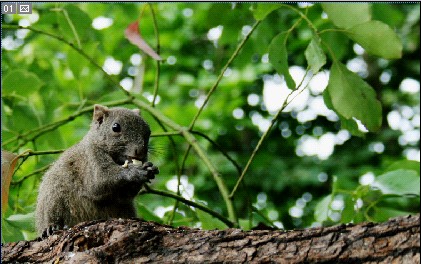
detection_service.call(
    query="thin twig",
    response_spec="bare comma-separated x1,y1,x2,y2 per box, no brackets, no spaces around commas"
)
148,3,161,107
168,144,192,225
61,8,81,49
151,131,182,137
188,20,261,131
280,4,318,35
191,130,242,175
152,120,183,226
11,164,51,185
142,185,235,228
251,206,277,228
230,68,312,198
18,149,65,157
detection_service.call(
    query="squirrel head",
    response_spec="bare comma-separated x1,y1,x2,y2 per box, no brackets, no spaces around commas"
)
88,104,151,166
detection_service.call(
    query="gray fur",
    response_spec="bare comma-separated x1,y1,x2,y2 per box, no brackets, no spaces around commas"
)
35,104,157,235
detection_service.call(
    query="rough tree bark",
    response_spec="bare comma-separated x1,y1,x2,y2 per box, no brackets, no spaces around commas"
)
1,214,419,263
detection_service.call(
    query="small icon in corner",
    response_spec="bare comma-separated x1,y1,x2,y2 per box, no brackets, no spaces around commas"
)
1,3,17,14
17,3,32,14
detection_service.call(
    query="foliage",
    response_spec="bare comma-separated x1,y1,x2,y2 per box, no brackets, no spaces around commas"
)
1,3,420,243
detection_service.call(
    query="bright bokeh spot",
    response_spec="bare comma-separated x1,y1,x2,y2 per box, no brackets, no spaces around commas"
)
92,16,113,30
103,56,123,75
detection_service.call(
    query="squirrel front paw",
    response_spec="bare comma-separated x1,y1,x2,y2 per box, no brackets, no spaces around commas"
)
141,161,159,181
124,161,159,183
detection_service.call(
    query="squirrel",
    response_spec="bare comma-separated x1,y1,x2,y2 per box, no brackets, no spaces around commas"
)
35,104,159,236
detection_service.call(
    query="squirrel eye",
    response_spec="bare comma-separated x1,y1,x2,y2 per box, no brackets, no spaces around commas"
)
112,123,121,132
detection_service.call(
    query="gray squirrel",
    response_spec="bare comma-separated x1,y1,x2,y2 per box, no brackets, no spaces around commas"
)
35,104,158,235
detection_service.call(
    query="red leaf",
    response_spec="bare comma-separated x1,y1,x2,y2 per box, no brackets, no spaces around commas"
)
125,20,162,61
1,150,19,214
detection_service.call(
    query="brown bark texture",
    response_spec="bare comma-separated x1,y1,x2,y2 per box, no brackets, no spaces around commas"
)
1,214,419,263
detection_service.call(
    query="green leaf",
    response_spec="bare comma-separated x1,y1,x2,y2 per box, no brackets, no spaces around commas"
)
269,32,296,89
314,195,332,222
326,62,382,131
372,4,405,28
341,117,367,137
372,169,420,196
319,31,350,61
6,102,41,132
163,211,192,227
341,195,356,223
322,3,371,29
21,230,38,242
2,70,44,96
322,88,334,109
347,20,402,59
5,212,35,232
136,203,162,223
251,3,281,21
67,42,99,78
1,218,25,243
371,206,413,222
323,90,366,137
238,218,252,231
44,129,66,150
196,208,228,230
57,5,92,44
305,36,326,74
386,160,420,175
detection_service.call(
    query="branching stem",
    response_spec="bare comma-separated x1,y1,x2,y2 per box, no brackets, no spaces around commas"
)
142,185,235,228
148,3,161,107
230,68,312,198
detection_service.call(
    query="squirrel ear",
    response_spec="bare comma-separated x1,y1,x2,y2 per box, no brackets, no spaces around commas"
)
93,104,109,125
132,109,141,116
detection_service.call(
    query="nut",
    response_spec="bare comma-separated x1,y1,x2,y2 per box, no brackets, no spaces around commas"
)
132,159,142,166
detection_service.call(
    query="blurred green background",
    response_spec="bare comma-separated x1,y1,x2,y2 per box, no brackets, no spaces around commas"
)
1,3,419,242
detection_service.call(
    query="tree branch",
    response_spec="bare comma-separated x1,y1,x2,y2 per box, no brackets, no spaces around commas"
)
2,214,418,263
